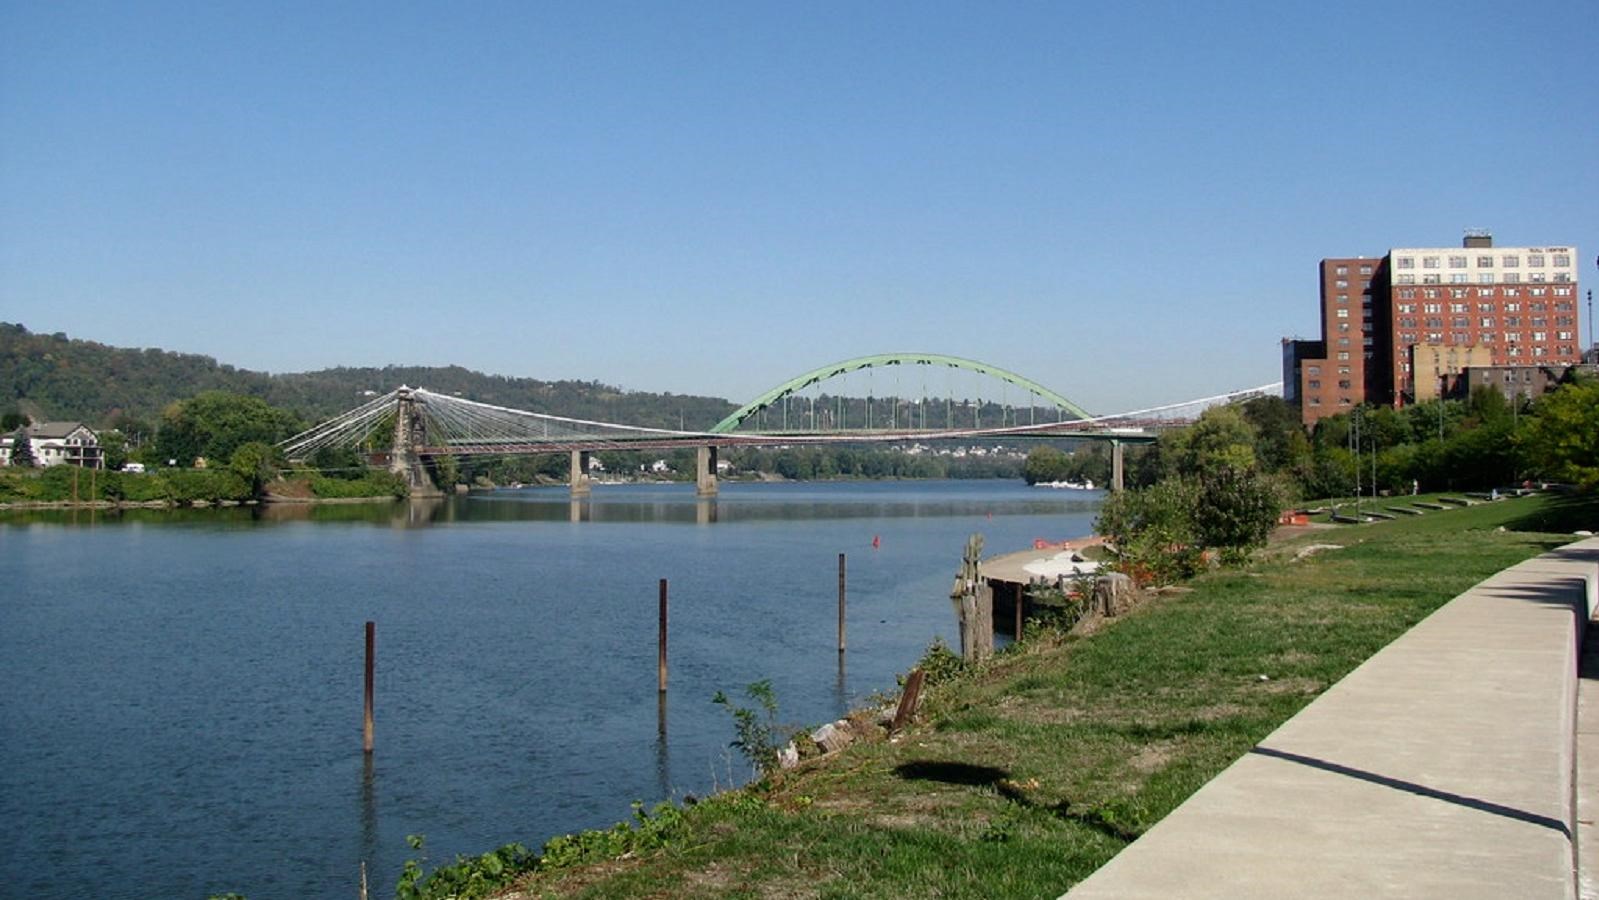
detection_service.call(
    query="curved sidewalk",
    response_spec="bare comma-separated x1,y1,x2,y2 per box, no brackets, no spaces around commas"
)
1064,536,1599,899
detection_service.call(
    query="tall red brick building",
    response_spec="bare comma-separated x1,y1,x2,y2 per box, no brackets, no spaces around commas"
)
1285,233,1581,426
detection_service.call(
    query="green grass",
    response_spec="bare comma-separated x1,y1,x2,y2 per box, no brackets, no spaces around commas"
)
493,493,1594,900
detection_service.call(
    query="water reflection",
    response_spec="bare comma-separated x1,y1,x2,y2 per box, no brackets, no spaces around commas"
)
655,693,670,800
359,754,378,873
1,483,1104,530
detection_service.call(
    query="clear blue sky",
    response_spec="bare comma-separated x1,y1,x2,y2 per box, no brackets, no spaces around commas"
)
3,1,1596,413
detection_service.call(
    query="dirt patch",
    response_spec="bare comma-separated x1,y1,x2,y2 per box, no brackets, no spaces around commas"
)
1129,740,1179,773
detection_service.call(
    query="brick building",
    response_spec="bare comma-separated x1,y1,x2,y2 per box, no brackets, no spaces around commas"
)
1285,233,1581,425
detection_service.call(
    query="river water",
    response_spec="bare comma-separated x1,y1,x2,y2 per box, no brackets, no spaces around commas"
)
0,480,1102,899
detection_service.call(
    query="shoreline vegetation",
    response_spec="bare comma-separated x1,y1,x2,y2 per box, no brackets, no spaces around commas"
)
384,491,1594,900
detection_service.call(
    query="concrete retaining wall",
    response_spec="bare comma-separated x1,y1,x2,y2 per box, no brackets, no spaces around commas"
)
1064,536,1599,899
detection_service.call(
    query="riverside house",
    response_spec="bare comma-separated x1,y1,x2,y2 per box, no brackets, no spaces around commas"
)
0,422,104,469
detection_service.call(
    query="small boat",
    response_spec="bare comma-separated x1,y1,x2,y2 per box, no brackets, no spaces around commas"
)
1035,479,1094,490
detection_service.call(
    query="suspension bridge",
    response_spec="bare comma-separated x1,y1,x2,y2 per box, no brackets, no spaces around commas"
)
278,353,1281,497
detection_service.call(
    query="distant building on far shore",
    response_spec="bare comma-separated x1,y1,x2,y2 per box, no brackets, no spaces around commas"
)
0,422,104,468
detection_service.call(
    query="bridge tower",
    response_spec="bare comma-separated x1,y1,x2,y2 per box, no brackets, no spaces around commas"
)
391,387,444,498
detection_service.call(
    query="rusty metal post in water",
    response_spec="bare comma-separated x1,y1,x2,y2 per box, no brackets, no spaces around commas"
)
363,621,375,754
658,579,668,693
837,553,847,654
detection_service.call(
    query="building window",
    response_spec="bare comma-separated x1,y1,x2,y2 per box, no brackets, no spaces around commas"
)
1423,275,1441,284
1360,265,1373,275
1335,265,1348,275
1423,303,1441,313
1530,288,1547,297
1529,272,1546,282
1338,337,1350,346
1555,287,1572,296
1506,317,1521,326
1338,366,1350,375
1397,274,1416,284
1308,365,1321,375
1506,302,1521,311
1504,273,1520,284
1558,331,1574,340
1337,379,1351,389
1552,253,1570,267
1397,257,1414,269
1533,347,1547,357
1478,274,1494,284
1398,289,1415,300
1450,274,1468,283
1309,398,1321,406
1502,255,1519,267
1480,317,1495,327
1423,256,1440,268
1452,317,1469,327
1527,254,1544,267
1336,308,1349,318
1337,294,1349,303
1533,331,1547,341
1555,272,1572,282
1477,255,1494,267
1308,380,1321,389
1482,332,1496,343
1335,279,1349,289
1448,256,1466,268
1337,351,1350,360
1398,303,1416,313
1478,287,1495,297
1449,301,1466,311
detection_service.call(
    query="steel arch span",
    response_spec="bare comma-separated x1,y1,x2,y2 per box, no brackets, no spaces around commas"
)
709,353,1095,434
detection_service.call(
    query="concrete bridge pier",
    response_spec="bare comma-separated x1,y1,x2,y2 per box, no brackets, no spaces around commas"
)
570,450,592,498
696,446,718,497
1111,440,1124,492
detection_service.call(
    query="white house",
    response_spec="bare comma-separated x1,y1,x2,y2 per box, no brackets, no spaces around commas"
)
0,422,104,469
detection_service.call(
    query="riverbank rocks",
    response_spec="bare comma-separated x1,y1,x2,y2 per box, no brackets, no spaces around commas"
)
1094,572,1136,617
811,720,856,755
777,741,799,770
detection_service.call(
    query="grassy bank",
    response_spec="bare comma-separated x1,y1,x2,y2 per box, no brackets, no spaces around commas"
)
459,493,1593,899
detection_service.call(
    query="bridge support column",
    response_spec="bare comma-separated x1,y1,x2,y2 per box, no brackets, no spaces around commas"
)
1111,440,1124,492
390,387,443,498
570,450,592,498
696,446,718,497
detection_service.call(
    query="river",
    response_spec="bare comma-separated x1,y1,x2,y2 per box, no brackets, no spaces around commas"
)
0,480,1102,899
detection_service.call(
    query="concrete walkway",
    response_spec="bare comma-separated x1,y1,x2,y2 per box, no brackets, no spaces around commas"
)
1064,537,1599,899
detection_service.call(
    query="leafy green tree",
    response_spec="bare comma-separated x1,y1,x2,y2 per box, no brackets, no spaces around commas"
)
1095,479,1201,584
1161,406,1257,477
99,429,130,471
1023,446,1071,484
8,428,35,467
1519,381,1599,490
229,441,281,498
0,411,27,432
154,392,298,466
1192,467,1285,565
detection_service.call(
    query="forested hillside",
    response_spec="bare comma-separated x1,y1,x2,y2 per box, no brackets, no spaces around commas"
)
0,323,737,429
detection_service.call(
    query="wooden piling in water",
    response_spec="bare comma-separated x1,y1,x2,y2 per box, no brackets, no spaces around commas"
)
658,579,668,693
837,553,847,653
363,621,375,754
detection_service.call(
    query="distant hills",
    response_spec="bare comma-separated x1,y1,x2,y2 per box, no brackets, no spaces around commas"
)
0,322,737,430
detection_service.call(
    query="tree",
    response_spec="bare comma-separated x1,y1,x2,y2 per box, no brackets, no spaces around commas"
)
154,392,298,466
1095,478,1201,584
1023,446,1071,484
1192,466,1285,564
1161,406,1257,478
229,441,281,498
1519,381,1599,490
8,428,35,467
